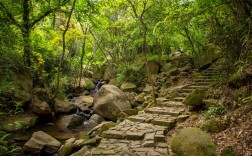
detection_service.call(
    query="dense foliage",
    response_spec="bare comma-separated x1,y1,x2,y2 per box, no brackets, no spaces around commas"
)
0,0,251,101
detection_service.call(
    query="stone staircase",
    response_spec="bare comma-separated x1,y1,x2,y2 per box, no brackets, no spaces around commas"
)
89,66,224,156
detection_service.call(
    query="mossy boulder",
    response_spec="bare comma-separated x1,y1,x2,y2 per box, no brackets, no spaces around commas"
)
120,82,137,92
201,119,227,133
183,89,206,107
171,128,217,156
195,43,222,70
1,115,38,132
228,65,252,88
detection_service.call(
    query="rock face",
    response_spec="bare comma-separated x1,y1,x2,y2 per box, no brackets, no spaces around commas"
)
171,128,217,156
56,114,83,130
30,96,52,117
54,99,77,114
120,82,137,92
93,85,132,121
1,115,38,132
23,131,61,154
195,43,222,70
183,89,206,107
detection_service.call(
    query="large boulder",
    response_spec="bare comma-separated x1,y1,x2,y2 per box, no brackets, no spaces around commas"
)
23,131,61,155
54,99,77,114
183,89,206,107
93,85,132,121
120,82,137,92
171,128,217,156
55,114,83,130
29,96,53,117
1,115,38,132
195,43,222,70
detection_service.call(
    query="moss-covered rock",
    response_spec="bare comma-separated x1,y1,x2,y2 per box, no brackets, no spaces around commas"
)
120,82,137,92
58,138,75,156
183,89,206,107
228,65,252,88
1,115,38,132
201,119,227,133
221,146,235,156
171,128,217,156
194,43,222,70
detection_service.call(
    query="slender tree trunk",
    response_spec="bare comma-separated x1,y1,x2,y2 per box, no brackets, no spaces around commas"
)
53,0,76,100
22,0,32,66
79,23,88,87
142,24,157,107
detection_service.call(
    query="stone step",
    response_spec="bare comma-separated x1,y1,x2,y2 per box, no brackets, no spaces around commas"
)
180,93,189,97
102,120,168,142
91,138,168,156
173,97,185,102
145,107,185,116
186,85,207,89
192,82,211,86
180,88,194,93
157,101,184,108
128,113,176,129
194,79,214,82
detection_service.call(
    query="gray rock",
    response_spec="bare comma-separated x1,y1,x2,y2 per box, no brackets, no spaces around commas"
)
93,85,132,121
23,131,61,154
56,114,83,130
29,96,52,117
83,114,105,128
54,98,77,114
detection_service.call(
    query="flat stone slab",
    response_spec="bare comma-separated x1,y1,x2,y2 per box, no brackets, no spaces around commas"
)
145,107,185,116
128,113,176,129
102,120,168,143
91,138,168,156
157,101,184,108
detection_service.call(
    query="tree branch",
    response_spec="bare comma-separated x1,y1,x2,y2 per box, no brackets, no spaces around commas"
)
30,0,70,28
0,2,21,28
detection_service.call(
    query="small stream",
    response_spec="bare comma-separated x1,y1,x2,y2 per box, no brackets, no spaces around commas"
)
8,80,108,146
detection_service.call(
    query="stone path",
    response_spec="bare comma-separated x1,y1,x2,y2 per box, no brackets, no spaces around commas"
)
90,66,224,156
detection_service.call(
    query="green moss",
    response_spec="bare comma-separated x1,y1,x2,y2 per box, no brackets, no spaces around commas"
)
201,119,227,133
0,145,8,155
171,128,217,156
183,89,206,106
84,78,95,90
58,142,73,156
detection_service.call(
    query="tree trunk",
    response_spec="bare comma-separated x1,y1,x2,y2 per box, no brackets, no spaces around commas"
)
79,23,88,87
53,0,76,100
142,24,157,107
23,0,31,66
